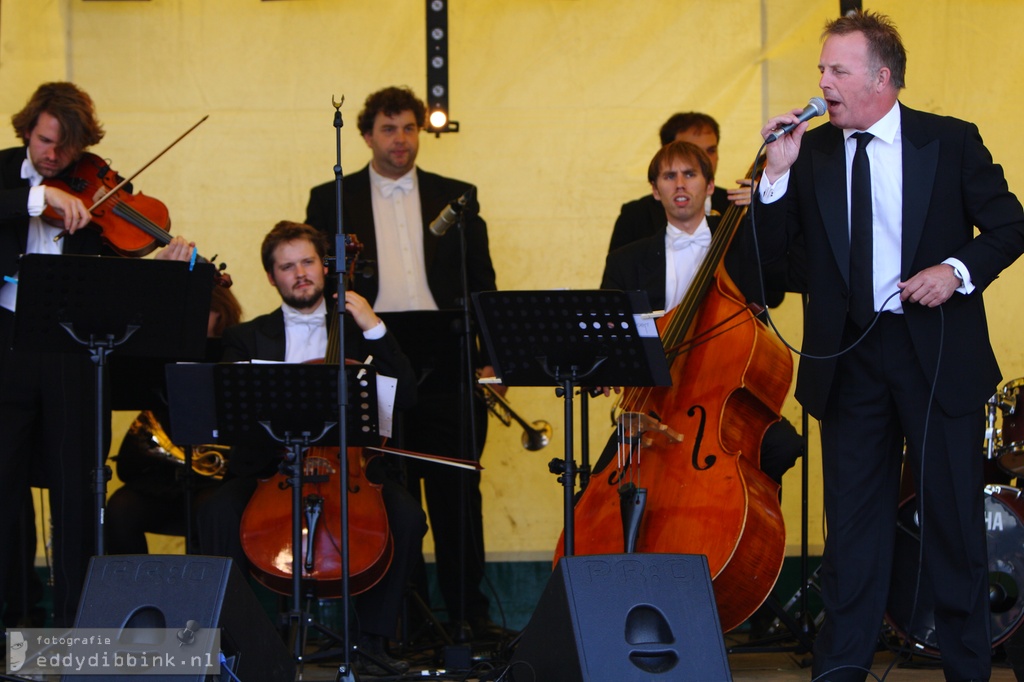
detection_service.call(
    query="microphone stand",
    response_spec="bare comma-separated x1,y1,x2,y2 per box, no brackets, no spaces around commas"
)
329,95,356,682
452,197,481,644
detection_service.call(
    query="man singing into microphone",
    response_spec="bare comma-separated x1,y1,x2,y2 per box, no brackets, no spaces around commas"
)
756,11,1024,682
305,86,503,641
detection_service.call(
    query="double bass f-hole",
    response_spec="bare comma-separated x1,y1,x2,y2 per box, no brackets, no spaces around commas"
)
686,404,715,470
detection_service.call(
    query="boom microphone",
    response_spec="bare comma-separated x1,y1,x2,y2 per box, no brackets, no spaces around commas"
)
429,189,473,237
765,97,827,143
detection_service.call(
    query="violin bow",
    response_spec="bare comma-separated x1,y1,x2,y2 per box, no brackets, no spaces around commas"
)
88,115,210,213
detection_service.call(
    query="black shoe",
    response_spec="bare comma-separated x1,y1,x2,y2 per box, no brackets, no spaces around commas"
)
355,634,410,676
468,617,517,642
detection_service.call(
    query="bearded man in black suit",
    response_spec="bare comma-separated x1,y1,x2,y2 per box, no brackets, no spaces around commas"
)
305,86,501,640
197,220,425,675
756,11,1024,682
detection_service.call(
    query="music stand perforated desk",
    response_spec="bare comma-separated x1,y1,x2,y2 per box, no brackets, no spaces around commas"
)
472,289,671,556
164,362,378,448
12,253,214,556
165,361,379,665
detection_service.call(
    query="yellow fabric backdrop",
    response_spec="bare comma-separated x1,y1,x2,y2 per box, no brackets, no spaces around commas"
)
6,0,1024,561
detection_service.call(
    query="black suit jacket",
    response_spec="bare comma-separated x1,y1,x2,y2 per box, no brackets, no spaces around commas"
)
755,103,1024,418
600,214,787,311
305,165,496,310
0,146,110,280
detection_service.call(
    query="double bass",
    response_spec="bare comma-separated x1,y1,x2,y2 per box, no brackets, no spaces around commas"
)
239,237,393,597
557,159,792,632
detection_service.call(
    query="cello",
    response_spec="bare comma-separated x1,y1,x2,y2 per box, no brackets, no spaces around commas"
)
556,157,792,632
239,237,393,597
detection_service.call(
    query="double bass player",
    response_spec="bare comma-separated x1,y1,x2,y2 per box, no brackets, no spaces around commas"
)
588,140,793,632
602,140,798,484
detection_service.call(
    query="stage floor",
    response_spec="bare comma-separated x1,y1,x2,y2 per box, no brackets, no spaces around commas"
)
284,638,1021,681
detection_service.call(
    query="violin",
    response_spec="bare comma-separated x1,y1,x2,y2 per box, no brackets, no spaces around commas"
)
41,152,231,287
41,115,231,287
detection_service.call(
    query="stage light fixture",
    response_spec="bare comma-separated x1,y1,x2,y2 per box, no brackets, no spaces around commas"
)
426,0,458,136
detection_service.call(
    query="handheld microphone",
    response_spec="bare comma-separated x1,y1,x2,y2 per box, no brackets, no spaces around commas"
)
766,97,827,143
429,189,473,237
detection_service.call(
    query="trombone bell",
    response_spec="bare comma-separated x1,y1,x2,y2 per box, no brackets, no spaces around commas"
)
477,382,553,451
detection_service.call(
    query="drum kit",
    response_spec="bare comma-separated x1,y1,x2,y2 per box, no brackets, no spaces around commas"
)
887,377,1024,655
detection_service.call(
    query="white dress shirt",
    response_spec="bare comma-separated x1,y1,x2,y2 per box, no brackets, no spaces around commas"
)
368,165,438,312
664,219,712,311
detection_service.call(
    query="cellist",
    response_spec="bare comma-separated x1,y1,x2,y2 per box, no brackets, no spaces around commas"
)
196,220,425,676
0,82,199,627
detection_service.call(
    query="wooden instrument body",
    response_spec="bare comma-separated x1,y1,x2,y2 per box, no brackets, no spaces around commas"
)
558,267,791,632
240,445,393,597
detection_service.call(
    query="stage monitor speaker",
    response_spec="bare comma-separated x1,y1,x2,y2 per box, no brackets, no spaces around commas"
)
65,555,294,681
507,553,731,682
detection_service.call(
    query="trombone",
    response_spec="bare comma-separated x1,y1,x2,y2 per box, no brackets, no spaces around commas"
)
476,381,553,451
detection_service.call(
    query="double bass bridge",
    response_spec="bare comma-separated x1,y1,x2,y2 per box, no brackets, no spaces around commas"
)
615,411,683,448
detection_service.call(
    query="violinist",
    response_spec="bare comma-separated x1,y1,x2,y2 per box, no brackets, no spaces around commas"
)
602,140,801,485
0,82,198,627
196,221,426,676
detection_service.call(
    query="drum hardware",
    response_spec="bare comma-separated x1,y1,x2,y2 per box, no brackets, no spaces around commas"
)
987,392,1002,461
129,410,228,478
987,378,1024,475
887,483,1024,653
476,381,553,451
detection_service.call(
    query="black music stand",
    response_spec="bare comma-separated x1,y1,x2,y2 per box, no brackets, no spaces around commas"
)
108,338,227,554
12,254,212,556
164,361,380,667
377,310,463,394
472,289,671,557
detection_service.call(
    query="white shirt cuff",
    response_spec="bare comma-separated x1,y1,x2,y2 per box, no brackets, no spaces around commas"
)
362,319,386,340
758,170,790,204
942,257,974,295
28,185,46,216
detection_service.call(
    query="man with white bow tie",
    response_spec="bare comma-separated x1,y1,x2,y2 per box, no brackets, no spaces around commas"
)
601,140,801,486
0,82,199,628
197,221,426,675
607,111,790,309
304,86,503,642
